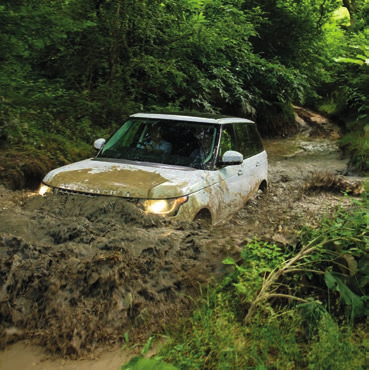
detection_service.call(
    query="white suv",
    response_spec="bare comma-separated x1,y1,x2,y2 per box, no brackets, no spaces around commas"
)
39,113,268,224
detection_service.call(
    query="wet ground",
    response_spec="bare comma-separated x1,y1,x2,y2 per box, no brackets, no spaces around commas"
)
0,108,366,369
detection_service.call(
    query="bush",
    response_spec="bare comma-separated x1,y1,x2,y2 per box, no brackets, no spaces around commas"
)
339,130,369,174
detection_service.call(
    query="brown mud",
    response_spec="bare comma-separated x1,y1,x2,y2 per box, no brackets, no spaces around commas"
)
0,108,366,364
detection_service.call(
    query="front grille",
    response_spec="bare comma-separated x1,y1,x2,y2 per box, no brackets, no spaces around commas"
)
54,188,140,205
55,188,100,197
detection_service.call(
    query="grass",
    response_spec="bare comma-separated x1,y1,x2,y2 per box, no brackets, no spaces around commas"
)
155,287,368,369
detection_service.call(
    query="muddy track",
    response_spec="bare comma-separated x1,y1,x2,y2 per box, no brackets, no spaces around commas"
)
0,110,364,357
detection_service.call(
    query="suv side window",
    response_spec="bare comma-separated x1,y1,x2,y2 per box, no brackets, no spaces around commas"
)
234,123,263,158
219,124,237,158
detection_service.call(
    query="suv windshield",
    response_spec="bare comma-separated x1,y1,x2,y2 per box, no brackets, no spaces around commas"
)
97,118,218,169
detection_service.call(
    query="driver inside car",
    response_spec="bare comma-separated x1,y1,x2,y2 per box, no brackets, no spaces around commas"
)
142,124,172,155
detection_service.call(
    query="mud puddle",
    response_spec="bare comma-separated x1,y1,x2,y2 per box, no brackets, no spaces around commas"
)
0,108,366,368
0,342,126,370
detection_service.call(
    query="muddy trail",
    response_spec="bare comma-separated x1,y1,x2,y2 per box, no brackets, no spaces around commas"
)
0,108,365,358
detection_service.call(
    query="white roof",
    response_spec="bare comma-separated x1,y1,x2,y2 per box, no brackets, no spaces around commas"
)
131,113,254,125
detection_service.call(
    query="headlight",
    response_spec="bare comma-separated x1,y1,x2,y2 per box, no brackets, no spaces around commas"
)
140,196,188,216
38,183,53,196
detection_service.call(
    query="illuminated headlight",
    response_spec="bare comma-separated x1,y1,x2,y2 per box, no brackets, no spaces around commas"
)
38,183,53,196
140,196,188,216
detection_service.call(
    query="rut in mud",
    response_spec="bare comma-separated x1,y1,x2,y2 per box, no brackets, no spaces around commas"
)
0,108,365,358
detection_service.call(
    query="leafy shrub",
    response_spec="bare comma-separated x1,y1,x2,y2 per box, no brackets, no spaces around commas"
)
222,186,369,323
0,98,109,189
339,131,369,174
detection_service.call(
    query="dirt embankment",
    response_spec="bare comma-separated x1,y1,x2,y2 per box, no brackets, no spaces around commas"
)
0,108,365,358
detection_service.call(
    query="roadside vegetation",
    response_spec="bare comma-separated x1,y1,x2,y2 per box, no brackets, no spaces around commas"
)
123,182,369,369
1,0,369,189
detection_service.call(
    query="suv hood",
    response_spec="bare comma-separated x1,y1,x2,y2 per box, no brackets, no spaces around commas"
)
43,159,217,198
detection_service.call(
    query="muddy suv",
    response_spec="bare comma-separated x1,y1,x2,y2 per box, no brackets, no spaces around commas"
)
39,113,268,224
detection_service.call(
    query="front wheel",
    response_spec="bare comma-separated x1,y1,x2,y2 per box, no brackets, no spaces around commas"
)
193,209,212,227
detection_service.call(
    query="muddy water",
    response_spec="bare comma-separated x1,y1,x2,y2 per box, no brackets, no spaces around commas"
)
264,135,348,182
0,111,364,369
0,342,126,370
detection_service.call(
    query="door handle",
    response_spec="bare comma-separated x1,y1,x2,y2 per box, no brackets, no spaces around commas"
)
256,162,262,167
238,169,243,176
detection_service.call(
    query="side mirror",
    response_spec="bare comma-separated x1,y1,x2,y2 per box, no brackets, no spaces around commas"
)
221,150,243,165
94,138,106,150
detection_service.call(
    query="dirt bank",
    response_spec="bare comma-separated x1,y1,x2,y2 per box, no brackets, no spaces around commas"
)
0,109,365,358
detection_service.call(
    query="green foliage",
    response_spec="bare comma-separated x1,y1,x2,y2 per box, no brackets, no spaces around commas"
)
157,286,303,369
0,0,311,148
158,286,368,369
307,313,366,369
325,271,369,319
243,0,342,99
223,188,369,322
335,27,369,120
157,187,369,369
121,356,178,370
223,241,287,303
0,0,366,123
256,103,297,137
314,3,369,135
0,138,93,190
339,130,369,174
299,191,369,318
0,0,368,184
0,98,98,189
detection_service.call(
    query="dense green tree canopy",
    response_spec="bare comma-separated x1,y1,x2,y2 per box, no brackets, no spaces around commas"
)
0,0,368,145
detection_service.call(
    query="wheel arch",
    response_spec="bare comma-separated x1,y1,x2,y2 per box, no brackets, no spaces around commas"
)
258,179,268,192
193,208,212,225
